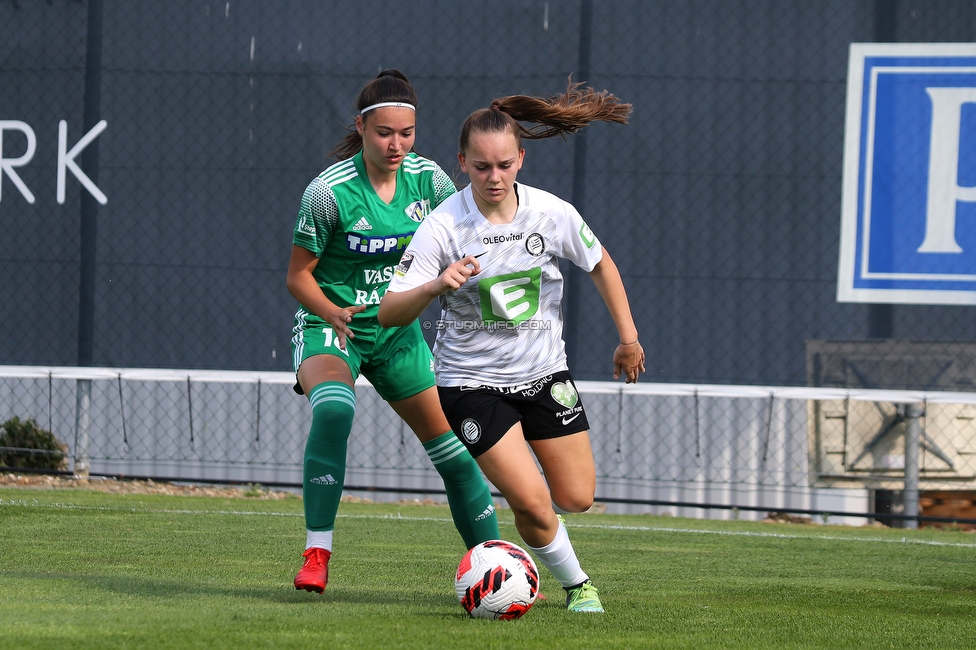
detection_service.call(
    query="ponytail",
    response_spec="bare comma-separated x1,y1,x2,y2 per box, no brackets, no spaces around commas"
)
459,79,631,153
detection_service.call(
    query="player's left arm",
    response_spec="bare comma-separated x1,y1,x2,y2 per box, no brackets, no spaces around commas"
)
588,249,645,383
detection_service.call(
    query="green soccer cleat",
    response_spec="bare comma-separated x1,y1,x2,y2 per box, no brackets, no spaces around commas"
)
565,580,605,613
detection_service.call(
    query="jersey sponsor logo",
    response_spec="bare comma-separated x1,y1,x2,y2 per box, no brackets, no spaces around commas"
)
525,233,545,256
550,381,579,409
346,232,413,255
579,222,596,249
483,232,523,245
556,405,583,423
478,267,541,325
352,216,372,231
394,251,415,278
511,375,552,397
552,382,583,423
404,199,431,223
355,267,392,305
461,418,482,444
354,288,384,305
298,214,315,235
363,266,394,285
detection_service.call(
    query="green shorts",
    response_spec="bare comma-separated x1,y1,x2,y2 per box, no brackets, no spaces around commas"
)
291,317,435,402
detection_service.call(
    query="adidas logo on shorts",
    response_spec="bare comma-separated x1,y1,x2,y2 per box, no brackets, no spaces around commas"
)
310,474,339,485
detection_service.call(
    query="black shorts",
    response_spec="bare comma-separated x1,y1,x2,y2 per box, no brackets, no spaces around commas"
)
437,371,590,458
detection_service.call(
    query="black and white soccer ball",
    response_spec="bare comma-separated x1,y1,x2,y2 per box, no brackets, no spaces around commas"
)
455,540,540,620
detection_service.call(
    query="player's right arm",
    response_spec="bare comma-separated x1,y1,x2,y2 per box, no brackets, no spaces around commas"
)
378,254,481,327
378,214,479,327
287,176,366,349
286,245,366,349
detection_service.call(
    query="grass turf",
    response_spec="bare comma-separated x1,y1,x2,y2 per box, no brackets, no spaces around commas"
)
0,487,973,649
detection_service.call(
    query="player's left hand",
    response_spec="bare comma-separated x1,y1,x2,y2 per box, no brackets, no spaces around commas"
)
613,341,645,383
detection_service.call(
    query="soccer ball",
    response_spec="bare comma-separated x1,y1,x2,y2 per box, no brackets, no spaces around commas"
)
455,540,540,620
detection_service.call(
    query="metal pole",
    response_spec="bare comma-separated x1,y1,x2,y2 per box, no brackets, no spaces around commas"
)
77,0,103,367
903,402,922,530
72,0,102,481
73,379,91,478
867,0,897,340
565,0,593,370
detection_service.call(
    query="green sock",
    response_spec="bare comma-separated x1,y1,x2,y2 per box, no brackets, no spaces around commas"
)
423,431,499,548
302,382,356,531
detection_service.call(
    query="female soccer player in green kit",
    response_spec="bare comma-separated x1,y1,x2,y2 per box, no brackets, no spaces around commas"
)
380,83,644,612
287,70,499,594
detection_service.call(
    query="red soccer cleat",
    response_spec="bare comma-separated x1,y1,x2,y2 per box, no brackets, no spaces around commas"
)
294,547,331,593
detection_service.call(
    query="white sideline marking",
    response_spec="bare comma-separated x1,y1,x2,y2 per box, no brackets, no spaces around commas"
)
3,498,975,549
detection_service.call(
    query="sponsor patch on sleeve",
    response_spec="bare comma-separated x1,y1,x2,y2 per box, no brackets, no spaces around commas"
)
579,222,596,249
394,251,415,278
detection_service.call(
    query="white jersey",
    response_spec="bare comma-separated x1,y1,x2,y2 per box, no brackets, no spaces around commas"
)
386,182,603,387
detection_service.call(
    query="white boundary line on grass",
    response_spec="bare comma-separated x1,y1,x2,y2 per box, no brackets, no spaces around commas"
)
4,499,975,549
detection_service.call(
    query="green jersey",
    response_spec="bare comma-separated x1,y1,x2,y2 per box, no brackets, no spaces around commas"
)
292,151,456,323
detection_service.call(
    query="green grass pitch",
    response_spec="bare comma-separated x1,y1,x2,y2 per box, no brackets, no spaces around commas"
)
0,486,973,649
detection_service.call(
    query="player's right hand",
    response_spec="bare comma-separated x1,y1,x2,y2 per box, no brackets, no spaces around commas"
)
327,304,368,350
437,255,481,293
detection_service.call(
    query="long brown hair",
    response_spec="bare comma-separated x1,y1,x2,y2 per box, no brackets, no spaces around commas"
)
329,70,418,161
458,80,631,153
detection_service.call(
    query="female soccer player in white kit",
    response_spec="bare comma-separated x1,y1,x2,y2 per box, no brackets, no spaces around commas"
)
379,83,645,612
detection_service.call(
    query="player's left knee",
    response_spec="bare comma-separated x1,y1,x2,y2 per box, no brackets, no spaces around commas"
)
553,492,593,514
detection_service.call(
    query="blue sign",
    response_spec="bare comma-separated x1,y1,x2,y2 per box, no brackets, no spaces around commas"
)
838,44,976,305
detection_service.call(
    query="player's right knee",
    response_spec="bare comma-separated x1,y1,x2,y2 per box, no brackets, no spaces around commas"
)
307,382,356,447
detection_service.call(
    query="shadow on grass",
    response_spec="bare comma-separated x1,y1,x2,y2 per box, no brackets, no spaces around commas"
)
1,569,460,609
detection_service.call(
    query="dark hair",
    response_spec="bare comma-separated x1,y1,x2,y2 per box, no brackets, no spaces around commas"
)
458,80,631,154
330,69,418,160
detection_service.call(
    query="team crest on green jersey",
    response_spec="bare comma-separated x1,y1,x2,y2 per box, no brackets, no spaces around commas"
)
478,267,542,325
404,199,431,223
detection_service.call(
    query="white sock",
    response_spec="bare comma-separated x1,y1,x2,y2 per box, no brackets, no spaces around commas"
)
525,520,588,588
305,529,333,551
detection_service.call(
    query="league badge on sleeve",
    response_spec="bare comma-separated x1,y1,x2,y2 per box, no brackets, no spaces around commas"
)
394,251,414,278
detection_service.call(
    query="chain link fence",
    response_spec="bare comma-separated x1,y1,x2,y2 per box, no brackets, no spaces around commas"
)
3,366,975,527
2,2,976,525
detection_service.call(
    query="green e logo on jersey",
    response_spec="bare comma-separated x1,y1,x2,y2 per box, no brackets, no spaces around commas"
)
478,267,542,325
579,221,596,249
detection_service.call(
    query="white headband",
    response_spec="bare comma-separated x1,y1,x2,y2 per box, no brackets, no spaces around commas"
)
360,101,416,115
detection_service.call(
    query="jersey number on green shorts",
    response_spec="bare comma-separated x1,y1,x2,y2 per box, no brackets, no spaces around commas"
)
322,327,350,356
478,267,541,326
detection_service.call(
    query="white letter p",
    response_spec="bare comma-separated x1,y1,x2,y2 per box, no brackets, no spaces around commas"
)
918,87,976,254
